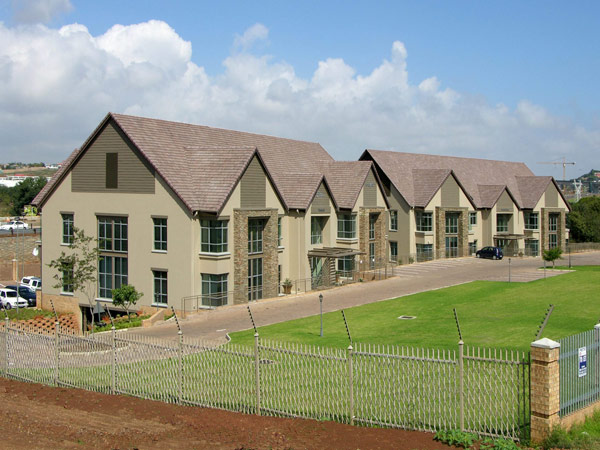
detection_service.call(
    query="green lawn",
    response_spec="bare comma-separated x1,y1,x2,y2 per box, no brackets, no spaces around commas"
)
230,266,600,351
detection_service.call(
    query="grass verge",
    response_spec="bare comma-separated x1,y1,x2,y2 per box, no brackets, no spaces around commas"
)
230,266,600,351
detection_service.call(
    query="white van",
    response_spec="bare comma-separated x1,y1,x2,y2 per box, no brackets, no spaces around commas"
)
20,276,42,292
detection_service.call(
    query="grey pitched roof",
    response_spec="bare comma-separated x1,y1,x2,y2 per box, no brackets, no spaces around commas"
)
477,185,508,209
323,161,373,210
515,176,553,209
362,150,548,209
35,113,340,213
412,169,452,207
36,113,385,213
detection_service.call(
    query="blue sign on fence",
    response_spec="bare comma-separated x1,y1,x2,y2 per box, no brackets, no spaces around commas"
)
579,347,587,378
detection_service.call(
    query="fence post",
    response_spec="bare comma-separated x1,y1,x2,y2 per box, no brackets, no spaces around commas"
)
178,330,183,405
54,320,60,386
111,325,116,395
595,324,600,396
4,317,9,376
254,332,261,415
459,340,464,431
347,344,354,425
530,338,561,443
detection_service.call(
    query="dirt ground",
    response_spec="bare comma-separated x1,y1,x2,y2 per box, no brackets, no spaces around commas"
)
0,377,454,450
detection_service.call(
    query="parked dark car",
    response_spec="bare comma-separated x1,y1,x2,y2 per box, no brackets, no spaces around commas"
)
5,285,36,307
475,246,503,260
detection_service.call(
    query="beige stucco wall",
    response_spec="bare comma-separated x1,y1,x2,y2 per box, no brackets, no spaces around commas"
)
41,171,195,311
194,155,285,304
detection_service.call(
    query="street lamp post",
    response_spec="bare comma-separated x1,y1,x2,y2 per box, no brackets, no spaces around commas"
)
319,293,323,337
508,258,511,283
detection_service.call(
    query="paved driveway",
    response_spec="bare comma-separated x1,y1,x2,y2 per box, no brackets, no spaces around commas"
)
132,251,600,342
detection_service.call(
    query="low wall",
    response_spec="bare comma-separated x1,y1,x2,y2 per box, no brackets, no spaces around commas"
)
37,292,82,332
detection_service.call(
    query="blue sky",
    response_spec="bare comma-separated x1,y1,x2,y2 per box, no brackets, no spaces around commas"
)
0,0,598,179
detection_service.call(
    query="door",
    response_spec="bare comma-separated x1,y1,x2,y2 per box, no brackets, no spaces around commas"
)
445,236,458,258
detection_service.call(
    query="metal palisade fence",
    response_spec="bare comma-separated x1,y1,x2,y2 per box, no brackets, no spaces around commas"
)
558,326,600,416
0,321,530,440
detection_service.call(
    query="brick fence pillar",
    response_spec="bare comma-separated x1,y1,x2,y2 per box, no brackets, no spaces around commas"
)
530,337,561,443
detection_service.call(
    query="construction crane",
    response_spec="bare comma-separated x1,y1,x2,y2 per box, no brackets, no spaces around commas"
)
538,157,575,180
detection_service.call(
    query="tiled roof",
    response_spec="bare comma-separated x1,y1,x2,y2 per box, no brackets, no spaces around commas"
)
515,176,553,209
112,114,335,213
32,146,83,206
323,161,373,210
35,113,339,213
412,169,451,207
362,150,543,209
477,185,507,209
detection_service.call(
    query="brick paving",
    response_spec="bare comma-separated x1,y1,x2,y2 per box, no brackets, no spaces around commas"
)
132,251,600,342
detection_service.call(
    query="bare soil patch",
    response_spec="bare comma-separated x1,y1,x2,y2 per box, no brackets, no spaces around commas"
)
0,377,453,449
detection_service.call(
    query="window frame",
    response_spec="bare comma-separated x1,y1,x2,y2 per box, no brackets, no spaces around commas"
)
524,212,539,231
61,213,74,245
416,211,433,232
153,217,167,252
337,213,357,240
311,216,324,245
389,210,398,231
445,213,459,234
389,241,398,262
153,270,168,306
496,214,510,233
200,219,228,254
201,273,228,306
468,212,477,231
549,214,558,232
248,218,265,254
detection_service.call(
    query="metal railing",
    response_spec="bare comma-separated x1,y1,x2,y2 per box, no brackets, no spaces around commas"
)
558,326,600,417
0,320,530,440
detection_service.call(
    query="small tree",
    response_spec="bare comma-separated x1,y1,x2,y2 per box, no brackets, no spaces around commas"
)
112,284,143,321
48,227,101,330
543,247,563,268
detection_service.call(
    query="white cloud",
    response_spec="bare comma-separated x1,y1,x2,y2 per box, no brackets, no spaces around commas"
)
0,20,598,177
12,0,72,24
233,23,268,51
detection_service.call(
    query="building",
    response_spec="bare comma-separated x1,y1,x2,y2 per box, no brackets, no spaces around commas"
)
360,150,570,261
33,113,388,320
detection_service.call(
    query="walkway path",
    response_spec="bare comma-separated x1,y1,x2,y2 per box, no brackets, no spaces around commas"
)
132,252,600,342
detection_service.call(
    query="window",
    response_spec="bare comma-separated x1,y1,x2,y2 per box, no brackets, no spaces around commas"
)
416,243,433,262
97,216,128,299
98,216,128,252
369,214,377,240
525,239,539,256
311,217,324,245
248,219,265,254
105,153,118,189
278,217,282,247
389,210,398,231
337,256,354,275
62,262,73,293
153,270,168,305
200,219,228,253
524,212,538,230
416,211,432,232
496,214,510,233
98,256,127,299
445,213,459,234
390,241,398,262
248,258,263,300
153,218,167,251
62,213,74,245
469,240,477,255
202,273,228,307
549,214,558,232
469,212,477,231
369,242,376,268
549,234,558,249
337,213,356,239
